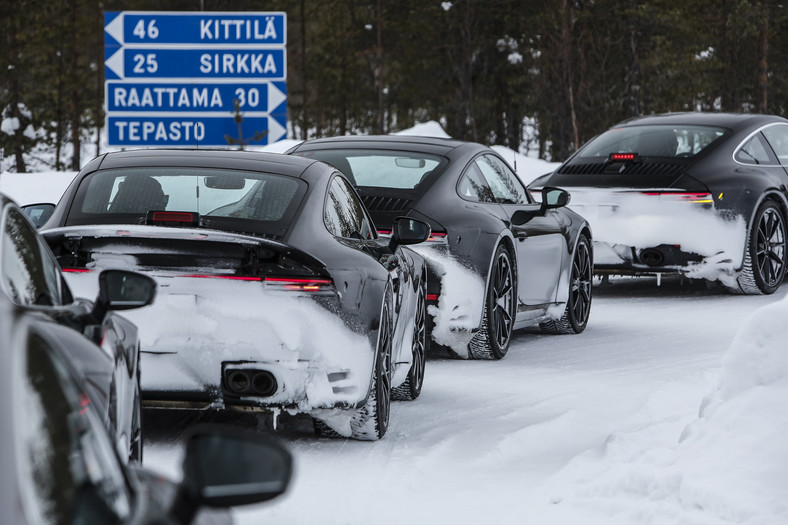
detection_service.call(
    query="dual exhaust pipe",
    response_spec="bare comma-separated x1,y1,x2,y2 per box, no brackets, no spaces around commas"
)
224,368,278,397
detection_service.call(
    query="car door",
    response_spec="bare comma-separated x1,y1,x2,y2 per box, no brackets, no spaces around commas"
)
473,154,565,307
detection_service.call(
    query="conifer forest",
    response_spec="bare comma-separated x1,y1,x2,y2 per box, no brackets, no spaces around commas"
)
2,0,786,171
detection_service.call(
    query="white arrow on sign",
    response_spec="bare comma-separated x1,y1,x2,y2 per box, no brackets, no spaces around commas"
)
105,13,125,45
268,83,286,112
268,116,287,143
105,49,125,79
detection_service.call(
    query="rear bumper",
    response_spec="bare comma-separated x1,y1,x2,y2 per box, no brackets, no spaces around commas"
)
594,242,705,274
140,352,370,412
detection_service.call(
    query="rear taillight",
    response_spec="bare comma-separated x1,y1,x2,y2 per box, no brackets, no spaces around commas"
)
641,192,713,204
181,274,261,281
426,293,439,302
263,276,336,293
425,231,448,244
62,268,91,273
378,228,448,244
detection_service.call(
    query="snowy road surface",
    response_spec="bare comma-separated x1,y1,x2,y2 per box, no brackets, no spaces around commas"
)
144,275,787,525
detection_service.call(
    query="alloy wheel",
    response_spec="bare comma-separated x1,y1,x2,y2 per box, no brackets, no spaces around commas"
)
755,207,786,288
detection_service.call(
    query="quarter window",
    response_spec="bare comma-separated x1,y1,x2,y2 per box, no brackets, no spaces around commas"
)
324,176,375,239
762,124,788,167
474,155,529,205
735,134,775,165
457,164,495,203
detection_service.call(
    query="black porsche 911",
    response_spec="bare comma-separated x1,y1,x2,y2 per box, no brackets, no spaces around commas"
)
1,192,155,462
287,136,593,360
529,112,788,294
38,149,430,440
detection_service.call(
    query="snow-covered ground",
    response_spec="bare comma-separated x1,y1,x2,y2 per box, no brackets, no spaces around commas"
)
4,122,786,524
144,276,788,525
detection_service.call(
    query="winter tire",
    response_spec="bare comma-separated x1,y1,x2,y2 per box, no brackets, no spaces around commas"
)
468,244,515,360
540,233,593,334
736,200,787,295
349,296,393,440
392,279,427,401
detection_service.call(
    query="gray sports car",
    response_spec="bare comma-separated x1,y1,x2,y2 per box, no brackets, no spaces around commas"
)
288,136,593,360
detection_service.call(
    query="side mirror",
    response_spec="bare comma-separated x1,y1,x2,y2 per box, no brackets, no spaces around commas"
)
542,187,571,209
97,269,157,311
511,187,571,226
389,217,431,250
21,203,56,229
171,425,293,524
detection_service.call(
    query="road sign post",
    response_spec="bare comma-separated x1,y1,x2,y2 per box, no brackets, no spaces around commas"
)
104,11,287,147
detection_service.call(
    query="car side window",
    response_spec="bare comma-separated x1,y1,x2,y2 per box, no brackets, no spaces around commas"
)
474,154,529,204
1,207,63,306
16,333,132,525
735,133,775,165
761,124,788,167
457,163,495,203
324,176,375,239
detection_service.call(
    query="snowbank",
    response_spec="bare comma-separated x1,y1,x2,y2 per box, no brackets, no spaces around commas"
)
522,294,788,525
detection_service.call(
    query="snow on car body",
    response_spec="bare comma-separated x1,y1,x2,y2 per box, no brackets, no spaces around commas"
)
40,149,430,440
288,136,594,360
530,112,788,294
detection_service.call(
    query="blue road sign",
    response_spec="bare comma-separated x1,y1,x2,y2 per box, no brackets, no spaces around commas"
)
104,48,286,81
104,12,286,46
104,11,288,147
106,81,287,113
107,114,287,147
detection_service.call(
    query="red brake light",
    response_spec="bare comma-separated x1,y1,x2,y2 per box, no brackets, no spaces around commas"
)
426,232,448,243
62,268,91,273
641,192,713,204
79,392,91,414
263,277,335,293
426,293,439,302
152,211,194,222
182,274,261,281
147,211,199,226
609,152,639,162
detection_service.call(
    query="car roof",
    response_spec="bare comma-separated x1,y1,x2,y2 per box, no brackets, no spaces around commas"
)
90,148,321,178
612,112,787,131
295,134,474,155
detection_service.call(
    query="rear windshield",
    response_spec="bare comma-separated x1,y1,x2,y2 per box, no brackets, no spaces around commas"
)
65,167,307,238
580,124,727,158
295,149,447,190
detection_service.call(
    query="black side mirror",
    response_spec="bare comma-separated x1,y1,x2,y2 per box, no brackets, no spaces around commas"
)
388,216,431,251
542,187,571,209
171,425,293,524
97,269,157,310
91,270,156,324
21,203,56,229
512,187,571,226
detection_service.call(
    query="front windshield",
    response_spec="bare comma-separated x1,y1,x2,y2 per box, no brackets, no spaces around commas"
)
580,124,727,158
65,167,307,239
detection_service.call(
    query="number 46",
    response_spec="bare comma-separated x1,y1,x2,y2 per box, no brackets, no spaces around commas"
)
133,19,159,40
